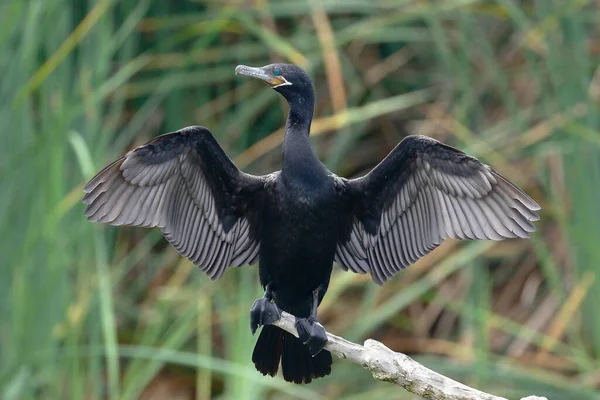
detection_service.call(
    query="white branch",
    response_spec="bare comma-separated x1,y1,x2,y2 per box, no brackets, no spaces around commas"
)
272,311,547,400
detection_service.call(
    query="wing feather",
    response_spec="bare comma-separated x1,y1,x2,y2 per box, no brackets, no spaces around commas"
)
336,135,540,284
83,126,264,280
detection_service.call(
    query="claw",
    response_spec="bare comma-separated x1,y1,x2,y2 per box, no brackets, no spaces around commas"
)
295,317,328,356
250,297,281,334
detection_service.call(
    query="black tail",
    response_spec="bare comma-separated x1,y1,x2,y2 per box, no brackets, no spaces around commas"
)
252,325,332,384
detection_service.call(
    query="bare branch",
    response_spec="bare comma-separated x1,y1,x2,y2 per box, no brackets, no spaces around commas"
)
271,311,548,400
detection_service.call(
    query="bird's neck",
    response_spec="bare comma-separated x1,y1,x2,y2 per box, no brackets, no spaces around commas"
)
282,97,325,182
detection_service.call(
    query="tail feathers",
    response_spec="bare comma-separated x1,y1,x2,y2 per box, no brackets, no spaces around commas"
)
252,325,332,384
311,348,333,379
252,325,283,377
281,329,332,384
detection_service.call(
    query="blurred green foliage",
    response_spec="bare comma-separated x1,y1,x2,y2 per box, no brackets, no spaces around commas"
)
1,0,600,399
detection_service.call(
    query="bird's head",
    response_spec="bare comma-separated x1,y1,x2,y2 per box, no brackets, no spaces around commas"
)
235,63,314,105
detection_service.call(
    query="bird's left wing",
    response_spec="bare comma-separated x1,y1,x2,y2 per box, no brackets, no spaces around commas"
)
83,126,264,280
336,135,540,284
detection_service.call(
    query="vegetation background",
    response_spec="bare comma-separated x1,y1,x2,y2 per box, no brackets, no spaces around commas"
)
1,0,599,399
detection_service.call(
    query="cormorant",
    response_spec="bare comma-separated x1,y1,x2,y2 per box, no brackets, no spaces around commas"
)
82,63,540,384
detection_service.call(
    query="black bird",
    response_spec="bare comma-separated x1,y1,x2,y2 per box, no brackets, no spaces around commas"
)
82,63,540,384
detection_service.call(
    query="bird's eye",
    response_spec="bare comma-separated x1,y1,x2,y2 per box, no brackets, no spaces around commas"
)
273,69,281,76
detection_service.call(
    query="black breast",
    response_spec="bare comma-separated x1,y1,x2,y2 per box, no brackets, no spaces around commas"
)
258,174,347,316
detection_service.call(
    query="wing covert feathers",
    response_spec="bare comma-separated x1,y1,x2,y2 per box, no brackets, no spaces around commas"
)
83,126,261,279
336,135,540,284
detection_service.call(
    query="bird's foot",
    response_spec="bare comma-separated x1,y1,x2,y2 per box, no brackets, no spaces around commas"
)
295,317,328,356
250,297,281,335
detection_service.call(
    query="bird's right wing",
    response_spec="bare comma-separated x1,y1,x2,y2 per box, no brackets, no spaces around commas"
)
83,126,264,280
336,135,540,284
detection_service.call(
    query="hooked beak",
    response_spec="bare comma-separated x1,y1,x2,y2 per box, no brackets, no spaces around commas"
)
235,65,287,87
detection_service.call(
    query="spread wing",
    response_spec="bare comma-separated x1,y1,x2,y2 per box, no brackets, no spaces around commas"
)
83,125,264,280
336,135,540,284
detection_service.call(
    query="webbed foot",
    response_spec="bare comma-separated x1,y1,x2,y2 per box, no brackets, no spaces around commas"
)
250,297,281,335
295,317,328,356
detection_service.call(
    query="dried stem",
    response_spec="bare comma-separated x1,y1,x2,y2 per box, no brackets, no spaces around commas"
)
271,311,548,400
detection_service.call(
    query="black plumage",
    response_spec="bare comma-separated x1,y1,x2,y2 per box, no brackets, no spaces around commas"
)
83,63,540,384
